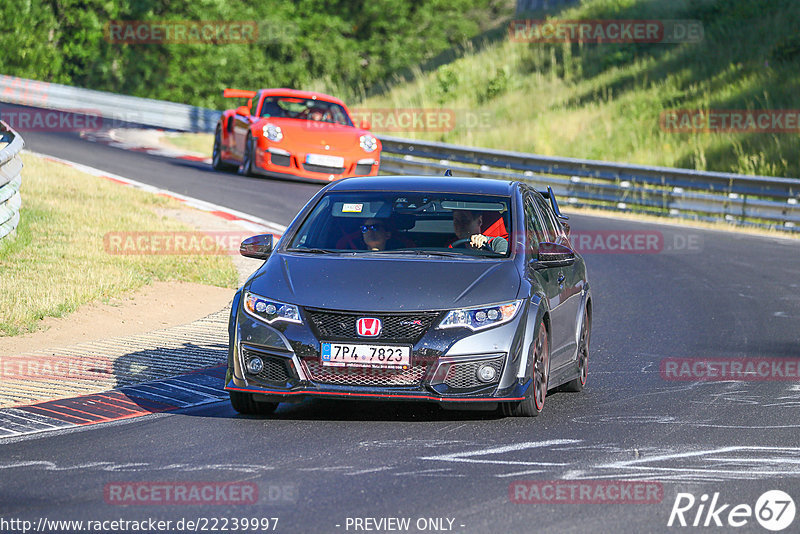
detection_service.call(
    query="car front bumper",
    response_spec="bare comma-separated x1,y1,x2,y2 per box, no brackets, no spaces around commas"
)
225,309,532,406
253,147,380,182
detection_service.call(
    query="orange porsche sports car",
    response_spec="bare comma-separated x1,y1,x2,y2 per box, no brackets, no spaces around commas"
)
212,88,381,182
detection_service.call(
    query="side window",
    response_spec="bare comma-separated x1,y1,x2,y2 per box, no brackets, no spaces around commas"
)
524,194,544,252
533,195,558,243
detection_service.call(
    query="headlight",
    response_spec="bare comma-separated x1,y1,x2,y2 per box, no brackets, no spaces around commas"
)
243,291,301,325
359,134,378,152
263,123,283,142
438,300,522,331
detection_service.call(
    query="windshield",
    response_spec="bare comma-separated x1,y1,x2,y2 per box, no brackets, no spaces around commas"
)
288,191,512,257
259,96,353,126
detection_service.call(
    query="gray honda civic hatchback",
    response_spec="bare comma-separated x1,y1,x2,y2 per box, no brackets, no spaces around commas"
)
225,175,592,417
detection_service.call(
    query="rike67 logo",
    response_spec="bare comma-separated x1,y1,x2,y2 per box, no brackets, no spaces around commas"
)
668,490,796,531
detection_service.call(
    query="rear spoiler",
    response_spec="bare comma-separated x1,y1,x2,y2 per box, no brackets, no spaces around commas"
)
541,186,569,221
223,88,257,98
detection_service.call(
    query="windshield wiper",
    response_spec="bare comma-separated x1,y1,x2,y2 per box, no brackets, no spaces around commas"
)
363,249,466,258
285,248,335,254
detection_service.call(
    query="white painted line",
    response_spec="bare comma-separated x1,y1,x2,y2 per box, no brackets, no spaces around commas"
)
1,410,62,428
708,457,800,464
598,446,742,468
345,466,393,476
297,466,354,472
420,439,581,467
170,378,226,395
420,439,581,461
393,468,453,476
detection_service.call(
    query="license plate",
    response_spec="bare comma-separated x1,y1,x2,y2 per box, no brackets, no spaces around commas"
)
320,342,411,368
306,153,344,168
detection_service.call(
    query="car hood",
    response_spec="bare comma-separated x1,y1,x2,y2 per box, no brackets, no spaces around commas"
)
256,117,370,151
246,254,521,312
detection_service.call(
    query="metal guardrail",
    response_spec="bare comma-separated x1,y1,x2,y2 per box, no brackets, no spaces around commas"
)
377,135,800,231
0,74,220,132
0,121,24,242
1,74,799,230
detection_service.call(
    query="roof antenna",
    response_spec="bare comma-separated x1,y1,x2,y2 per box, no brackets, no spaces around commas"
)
444,169,452,176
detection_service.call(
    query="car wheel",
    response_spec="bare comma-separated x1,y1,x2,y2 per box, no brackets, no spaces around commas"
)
562,308,590,392
502,320,549,417
229,391,278,415
211,126,235,171
240,134,256,176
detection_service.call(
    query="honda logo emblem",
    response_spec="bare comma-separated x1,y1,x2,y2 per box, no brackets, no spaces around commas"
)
356,317,382,337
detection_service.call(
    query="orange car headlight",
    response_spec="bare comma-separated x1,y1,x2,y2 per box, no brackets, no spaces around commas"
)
359,134,378,152
263,124,283,142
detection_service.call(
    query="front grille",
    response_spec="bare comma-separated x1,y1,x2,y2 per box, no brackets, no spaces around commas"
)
444,356,504,390
303,163,345,174
303,360,426,386
270,153,291,167
353,163,373,175
305,309,441,343
242,348,293,385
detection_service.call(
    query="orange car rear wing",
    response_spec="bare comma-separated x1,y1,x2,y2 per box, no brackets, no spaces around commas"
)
223,88,257,99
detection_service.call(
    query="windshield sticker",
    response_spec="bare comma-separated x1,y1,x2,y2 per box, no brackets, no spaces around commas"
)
342,203,364,213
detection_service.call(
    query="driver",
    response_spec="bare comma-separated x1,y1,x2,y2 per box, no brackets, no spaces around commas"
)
308,107,325,121
451,210,508,254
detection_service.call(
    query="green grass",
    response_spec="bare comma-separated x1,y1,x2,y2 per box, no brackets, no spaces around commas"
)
0,154,238,336
357,0,800,178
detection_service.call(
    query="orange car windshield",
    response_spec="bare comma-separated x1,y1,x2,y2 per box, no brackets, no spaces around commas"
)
259,96,352,126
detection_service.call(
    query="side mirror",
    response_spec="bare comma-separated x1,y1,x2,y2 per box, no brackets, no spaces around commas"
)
236,105,250,117
533,242,575,269
240,234,273,259
360,118,371,130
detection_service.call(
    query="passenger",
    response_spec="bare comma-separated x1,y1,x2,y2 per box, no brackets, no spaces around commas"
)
361,219,393,251
451,210,508,254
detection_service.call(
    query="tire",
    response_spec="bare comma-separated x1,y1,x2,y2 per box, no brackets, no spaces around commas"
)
240,134,256,176
211,126,235,171
502,320,550,417
562,307,590,392
229,391,278,415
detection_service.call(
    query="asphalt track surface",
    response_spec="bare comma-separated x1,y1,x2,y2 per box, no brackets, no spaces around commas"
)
3,119,800,533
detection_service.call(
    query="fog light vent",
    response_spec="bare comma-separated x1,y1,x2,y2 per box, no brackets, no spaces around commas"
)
477,364,497,383
247,357,264,374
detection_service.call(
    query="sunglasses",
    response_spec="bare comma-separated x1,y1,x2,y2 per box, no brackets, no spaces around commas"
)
360,224,386,233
